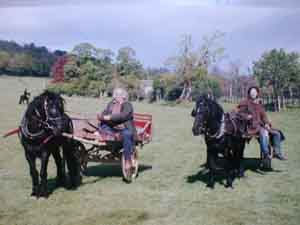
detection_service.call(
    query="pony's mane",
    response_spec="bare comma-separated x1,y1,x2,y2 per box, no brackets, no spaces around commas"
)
197,95,223,120
25,91,65,118
207,98,223,120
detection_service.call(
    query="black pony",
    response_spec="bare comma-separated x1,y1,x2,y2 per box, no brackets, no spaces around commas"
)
191,95,247,188
19,91,81,198
19,91,30,104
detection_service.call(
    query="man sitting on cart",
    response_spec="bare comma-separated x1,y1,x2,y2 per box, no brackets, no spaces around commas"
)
236,86,287,161
97,88,137,170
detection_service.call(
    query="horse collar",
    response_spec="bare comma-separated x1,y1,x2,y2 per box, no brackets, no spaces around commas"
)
206,114,225,139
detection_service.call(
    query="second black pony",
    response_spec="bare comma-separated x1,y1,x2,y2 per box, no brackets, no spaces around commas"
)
191,95,247,188
19,91,81,198
19,89,30,104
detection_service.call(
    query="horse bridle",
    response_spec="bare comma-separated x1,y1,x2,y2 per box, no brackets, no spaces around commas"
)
43,100,64,130
195,101,225,140
21,99,63,142
194,101,209,133
206,114,225,139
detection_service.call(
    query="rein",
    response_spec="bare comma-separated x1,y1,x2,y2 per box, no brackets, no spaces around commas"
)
21,100,61,145
195,99,225,140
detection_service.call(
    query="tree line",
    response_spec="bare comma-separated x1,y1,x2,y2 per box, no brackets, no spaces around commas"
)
1,37,300,110
221,49,300,111
49,43,146,99
49,32,226,101
0,40,65,76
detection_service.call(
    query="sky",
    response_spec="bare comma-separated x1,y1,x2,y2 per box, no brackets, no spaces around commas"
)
0,0,299,70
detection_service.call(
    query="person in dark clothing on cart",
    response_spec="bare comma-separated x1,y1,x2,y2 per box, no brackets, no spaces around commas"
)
97,88,137,170
236,86,287,160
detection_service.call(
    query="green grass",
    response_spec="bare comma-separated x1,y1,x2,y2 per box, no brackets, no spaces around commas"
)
1,75,300,225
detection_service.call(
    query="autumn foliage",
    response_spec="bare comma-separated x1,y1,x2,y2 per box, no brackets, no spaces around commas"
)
51,55,69,83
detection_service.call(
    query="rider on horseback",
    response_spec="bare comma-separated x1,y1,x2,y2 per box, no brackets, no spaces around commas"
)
236,86,287,160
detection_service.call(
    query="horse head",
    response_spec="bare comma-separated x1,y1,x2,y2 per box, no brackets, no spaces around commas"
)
191,95,210,136
25,91,66,137
191,95,223,137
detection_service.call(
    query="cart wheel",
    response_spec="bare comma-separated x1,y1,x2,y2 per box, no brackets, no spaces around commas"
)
75,142,88,175
121,149,139,183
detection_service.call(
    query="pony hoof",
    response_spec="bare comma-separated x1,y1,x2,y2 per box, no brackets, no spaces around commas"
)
206,183,215,189
225,184,234,189
39,189,49,198
31,192,39,198
68,184,79,190
31,188,40,198
39,193,49,198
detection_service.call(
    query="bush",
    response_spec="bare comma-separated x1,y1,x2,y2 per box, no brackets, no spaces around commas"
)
47,78,105,97
166,86,183,101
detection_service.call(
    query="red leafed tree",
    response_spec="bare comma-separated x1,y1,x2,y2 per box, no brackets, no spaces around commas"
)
51,55,68,83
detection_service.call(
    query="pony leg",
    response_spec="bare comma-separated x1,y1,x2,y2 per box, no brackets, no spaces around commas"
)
207,151,216,189
25,152,39,196
39,151,50,197
52,150,66,187
225,151,235,188
63,142,81,189
237,143,246,178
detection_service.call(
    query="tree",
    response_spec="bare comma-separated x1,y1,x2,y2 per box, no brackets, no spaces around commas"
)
0,51,10,73
197,30,226,69
165,34,196,77
63,55,80,81
80,60,99,80
253,48,300,111
96,48,114,63
166,31,226,76
116,47,143,77
8,53,33,75
51,55,70,82
165,31,226,101
72,43,98,59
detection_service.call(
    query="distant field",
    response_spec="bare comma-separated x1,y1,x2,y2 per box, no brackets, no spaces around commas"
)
0,76,300,225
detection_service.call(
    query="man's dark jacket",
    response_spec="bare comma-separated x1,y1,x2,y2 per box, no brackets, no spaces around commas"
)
101,101,138,140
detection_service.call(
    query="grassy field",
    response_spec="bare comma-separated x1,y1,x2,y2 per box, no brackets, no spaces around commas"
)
1,76,300,225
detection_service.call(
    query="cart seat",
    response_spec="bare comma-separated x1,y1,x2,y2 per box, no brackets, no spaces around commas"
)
71,113,152,145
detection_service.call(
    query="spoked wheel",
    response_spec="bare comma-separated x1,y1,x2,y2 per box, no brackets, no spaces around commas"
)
75,142,88,175
121,149,139,183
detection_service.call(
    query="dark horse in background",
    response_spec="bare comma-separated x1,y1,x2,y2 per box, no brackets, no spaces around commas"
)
191,95,247,188
19,89,30,104
19,91,81,198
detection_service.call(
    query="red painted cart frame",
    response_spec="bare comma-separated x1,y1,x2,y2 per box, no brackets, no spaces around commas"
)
63,113,153,182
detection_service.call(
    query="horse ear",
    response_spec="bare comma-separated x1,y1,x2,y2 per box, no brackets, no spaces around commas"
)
191,108,196,117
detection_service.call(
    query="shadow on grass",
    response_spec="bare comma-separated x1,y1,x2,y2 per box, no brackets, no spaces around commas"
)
78,163,153,186
46,177,74,196
42,164,153,196
186,157,283,186
243,157,283,174
186,168,226,186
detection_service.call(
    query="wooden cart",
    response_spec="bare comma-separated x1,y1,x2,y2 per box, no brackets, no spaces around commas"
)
63,113,153,182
